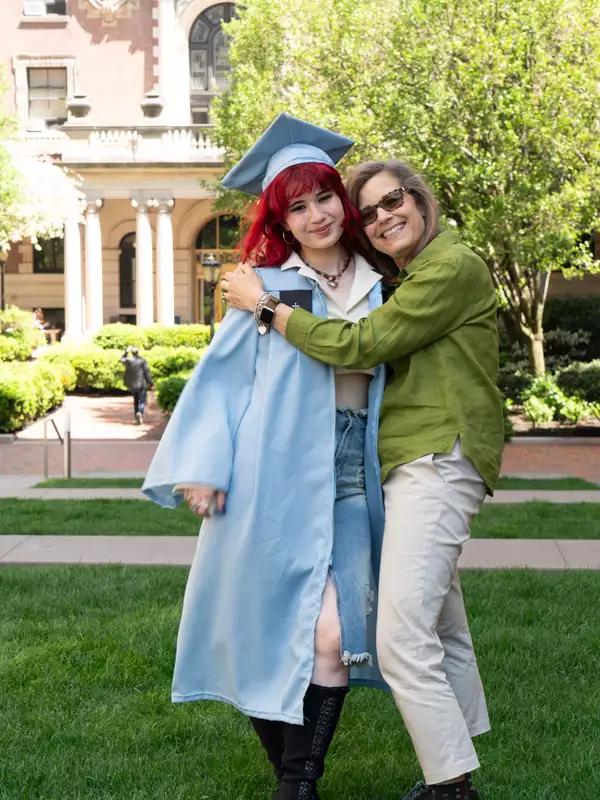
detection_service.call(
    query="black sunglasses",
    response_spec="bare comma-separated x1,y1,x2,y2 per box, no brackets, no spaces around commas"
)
359,187,407,227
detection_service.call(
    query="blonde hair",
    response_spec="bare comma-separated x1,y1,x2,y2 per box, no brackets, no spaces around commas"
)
345,160,440,276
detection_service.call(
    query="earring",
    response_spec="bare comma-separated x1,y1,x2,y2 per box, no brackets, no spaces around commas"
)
282,230,295,244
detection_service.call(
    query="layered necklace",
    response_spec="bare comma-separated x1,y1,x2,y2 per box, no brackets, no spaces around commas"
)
298,252,353,289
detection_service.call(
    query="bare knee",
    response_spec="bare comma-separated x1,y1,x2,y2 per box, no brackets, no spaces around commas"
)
314,606,342,664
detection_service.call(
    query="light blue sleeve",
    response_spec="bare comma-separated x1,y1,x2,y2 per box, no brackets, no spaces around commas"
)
142,309,258,508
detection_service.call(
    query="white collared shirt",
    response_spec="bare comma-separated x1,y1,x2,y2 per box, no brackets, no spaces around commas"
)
280,252,382,376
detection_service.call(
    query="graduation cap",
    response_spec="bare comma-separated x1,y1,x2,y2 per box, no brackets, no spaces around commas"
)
221,113,355,196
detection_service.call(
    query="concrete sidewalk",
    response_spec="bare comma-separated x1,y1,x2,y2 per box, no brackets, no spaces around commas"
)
2,487,600,503
1,534,600,570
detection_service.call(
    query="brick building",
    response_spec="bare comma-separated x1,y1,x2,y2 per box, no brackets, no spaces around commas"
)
1,0,242,338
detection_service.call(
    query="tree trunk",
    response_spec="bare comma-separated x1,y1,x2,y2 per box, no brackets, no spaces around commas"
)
528,333,545,377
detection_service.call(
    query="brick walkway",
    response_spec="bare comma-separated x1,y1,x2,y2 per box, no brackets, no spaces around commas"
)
2,396,600,480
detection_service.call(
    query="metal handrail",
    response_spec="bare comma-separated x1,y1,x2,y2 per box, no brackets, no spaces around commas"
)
43,412,71,479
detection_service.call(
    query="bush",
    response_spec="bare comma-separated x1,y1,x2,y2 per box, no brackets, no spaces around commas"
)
0,360,64,433
556,360,600,403
93,323,212,351
42,345,126,392
544,296,600,361
522,374,591,425
0,306,46,362
156,371,192,413
41,344,205,393
502,397,515,441
144,347,205,380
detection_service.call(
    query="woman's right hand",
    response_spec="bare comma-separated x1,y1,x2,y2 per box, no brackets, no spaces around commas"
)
184,486,227,517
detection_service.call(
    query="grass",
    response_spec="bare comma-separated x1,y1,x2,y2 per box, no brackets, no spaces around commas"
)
496,476,598,490
0,499,199,535
35,478,145,489
471,502,600,539
1,499,600,539
1,567,599,799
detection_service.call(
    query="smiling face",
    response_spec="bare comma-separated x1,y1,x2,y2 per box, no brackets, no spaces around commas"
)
359,171,426,264
283,188,346,252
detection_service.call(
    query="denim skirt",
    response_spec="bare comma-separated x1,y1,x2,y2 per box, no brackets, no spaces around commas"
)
331,407,373,667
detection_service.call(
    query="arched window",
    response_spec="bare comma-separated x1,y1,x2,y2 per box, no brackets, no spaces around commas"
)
194,214,241,323
119,232,136,309
189,3,236,123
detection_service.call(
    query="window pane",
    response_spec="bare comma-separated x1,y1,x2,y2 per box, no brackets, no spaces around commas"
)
218,215,240,249
28,68,48,88
190,50,208,91
46,1,67,13
213,31,231,90
33,238,64,273
204,4,225,25
29,99,49,118
47,68,67,89
190,18,210,43
196,218,217,249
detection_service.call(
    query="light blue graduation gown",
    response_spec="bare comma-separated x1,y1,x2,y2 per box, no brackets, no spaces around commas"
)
142,267,388,723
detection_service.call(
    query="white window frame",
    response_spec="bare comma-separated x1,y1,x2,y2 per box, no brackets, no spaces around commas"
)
13,56,75,130
23,0,68,16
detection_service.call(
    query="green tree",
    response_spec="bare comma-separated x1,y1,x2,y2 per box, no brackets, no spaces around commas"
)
216,0,600,375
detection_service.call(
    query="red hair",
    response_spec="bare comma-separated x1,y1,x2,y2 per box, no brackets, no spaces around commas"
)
239,162,364,266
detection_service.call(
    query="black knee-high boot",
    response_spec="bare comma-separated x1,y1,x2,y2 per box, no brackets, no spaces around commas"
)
275,683,348,800
249,716,285,783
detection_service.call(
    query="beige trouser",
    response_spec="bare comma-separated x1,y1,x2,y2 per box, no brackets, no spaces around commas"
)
377,438,490,786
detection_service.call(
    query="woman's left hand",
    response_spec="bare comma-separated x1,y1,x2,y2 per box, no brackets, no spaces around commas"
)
221,263,265,312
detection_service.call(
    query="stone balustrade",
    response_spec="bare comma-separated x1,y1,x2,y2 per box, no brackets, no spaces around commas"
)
15,124,223,165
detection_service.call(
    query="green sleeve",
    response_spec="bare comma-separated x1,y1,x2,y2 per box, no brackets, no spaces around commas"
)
285,255,489,369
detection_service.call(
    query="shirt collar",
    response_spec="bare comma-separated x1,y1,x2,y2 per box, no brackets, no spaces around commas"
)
404,229,459,275
280,252,382,311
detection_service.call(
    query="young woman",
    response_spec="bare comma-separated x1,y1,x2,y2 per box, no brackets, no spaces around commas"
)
143,115,390,800
222,159,505,800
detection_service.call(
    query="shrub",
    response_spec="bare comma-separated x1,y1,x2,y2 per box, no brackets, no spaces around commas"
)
156,371,192,413
522,374,591,425
0,360,64,433
0,306,46,362
42,345,126,392
144,346,205,380
544,296,600,361
502,397,515,441
522,395,554,426
556,360,600,403
93,323,212,351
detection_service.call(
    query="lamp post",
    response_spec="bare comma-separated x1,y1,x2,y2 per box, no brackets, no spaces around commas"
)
201,252,221,341
0,253,6,312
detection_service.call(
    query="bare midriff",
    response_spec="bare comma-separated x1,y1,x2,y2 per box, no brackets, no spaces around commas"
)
334,372,372,410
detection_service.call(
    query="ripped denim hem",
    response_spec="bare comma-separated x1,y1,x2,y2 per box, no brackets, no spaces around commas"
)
341,650,373,667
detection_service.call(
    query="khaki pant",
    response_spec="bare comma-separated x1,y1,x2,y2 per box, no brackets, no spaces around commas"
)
377,438,490,786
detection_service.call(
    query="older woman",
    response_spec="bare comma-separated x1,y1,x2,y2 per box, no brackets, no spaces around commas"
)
222,159,504,800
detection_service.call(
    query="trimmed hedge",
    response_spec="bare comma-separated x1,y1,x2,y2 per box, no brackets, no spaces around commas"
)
93,323,212,351
556,360,600,403
156,371,193,413
0,360,65,433
544,296,600,361
40,344,204,393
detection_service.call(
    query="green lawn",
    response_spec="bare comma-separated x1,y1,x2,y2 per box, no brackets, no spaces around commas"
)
1,567,599,799
1,499,600,538
496,476,598,490
35,477,145,489
0,499,199,535
472,502,600,539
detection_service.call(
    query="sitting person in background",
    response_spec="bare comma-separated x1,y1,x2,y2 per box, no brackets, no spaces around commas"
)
120,346,155,424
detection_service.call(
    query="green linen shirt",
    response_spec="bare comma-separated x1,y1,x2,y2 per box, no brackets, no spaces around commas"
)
285,230,505,492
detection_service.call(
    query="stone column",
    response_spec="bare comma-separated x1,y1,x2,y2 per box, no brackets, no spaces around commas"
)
132,199,154,326
63,216,83,341
156,199,175,325
84,199,104,336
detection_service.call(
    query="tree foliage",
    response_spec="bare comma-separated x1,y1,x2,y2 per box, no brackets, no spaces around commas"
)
215,0,600,374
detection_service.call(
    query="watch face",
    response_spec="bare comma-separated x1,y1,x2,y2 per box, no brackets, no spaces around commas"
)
259,305,276,325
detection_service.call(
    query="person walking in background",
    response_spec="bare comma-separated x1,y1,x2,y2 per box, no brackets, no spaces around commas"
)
120,346,155,424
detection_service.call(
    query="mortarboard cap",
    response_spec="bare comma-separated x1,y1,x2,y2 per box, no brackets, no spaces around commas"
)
221,113,354,196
